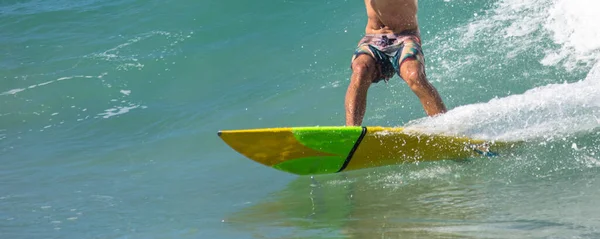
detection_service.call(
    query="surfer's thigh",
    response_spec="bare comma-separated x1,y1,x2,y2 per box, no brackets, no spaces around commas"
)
396,38,429,89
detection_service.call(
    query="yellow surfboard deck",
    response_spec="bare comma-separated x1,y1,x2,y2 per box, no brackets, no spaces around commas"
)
218,126,520,175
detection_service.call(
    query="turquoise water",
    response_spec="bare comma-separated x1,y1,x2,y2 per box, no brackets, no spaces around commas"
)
2,0,600,238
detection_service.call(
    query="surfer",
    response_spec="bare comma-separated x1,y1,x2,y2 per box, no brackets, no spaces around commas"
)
345,0,447,126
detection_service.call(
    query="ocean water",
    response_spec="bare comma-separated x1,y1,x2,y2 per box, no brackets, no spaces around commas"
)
1,0,600,238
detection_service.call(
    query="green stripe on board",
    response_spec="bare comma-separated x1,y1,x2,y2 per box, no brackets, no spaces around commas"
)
291,127,363,155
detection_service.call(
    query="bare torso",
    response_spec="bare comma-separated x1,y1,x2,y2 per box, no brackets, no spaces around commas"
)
364,0,419,34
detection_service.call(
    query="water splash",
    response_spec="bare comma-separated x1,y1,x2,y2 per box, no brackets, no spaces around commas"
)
406,63,600,141
542,0,600,69
410,0,600,142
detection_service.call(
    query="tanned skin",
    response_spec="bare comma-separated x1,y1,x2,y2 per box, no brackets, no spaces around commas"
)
345,0,447,126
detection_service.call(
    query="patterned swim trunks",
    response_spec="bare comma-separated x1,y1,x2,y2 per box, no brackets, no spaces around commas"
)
351,30,425,83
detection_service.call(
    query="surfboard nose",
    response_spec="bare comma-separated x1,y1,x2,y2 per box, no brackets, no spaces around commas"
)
217,127,364,175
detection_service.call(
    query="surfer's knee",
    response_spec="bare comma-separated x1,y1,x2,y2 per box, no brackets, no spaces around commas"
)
352,61,374,75
401,67,427,91
351,57,376,85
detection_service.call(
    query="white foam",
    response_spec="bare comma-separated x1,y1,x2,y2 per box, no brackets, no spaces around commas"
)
87,30,192,71
406,62,600,141
431,0,600,74
97,105,141,119
0,74,107,96
542,0,600,69
120,90,131,96
413,0,600,141
0,88,25,95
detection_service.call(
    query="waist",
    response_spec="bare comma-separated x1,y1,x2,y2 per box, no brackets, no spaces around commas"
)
364,29,420,38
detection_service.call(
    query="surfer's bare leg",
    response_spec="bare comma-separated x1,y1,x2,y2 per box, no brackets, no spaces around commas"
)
399,59,447,116
345,54,377,126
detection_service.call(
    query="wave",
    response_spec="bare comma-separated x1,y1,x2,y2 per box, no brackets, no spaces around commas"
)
406,0,600,142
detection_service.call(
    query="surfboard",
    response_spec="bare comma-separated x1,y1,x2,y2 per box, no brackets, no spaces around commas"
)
218,126,520,175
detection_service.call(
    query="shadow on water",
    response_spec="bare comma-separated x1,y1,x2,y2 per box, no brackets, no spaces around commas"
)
224,128,600,239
